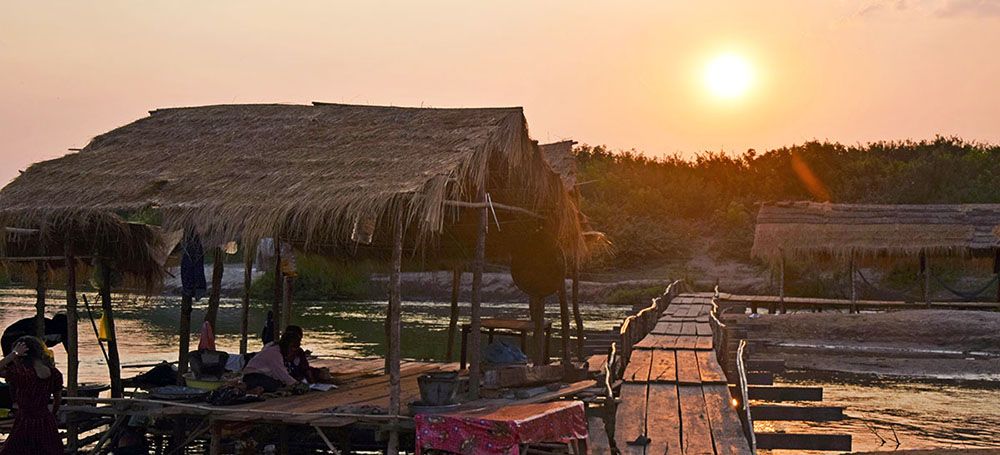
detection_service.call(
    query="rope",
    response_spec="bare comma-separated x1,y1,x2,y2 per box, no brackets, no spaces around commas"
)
855,270,922,302
930,273,999,301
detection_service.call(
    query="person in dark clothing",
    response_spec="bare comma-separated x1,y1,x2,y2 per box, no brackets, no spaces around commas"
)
0,336,64,455
260,311,275,347
1,314,67,356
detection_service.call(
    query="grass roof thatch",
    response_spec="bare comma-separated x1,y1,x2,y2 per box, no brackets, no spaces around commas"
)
0,103,585,266
752,201,1000,262
540,140,577,192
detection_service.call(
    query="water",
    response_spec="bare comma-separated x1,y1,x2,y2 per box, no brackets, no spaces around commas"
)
0,288,629,383
757,371,1000,453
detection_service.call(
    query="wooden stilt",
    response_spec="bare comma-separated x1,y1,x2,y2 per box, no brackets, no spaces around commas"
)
777,254,786,314
386,213,403,455
282,275,293,328
570,263,585,362
558,275,571,366
849,255,857,314
205,247,224,330
469,187,488,399
64,247,79,452
272,237,283,340
177,293,193,384
240,244,255,358
994,249,1000,306
34,260,47,338
530,295,546,365
921,250,931,308
99,264,123,397
209,421,222,455
445,268,461,362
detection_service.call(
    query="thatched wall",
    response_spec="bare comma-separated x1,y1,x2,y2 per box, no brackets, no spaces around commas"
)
752,201,1000,262
0,103,585,264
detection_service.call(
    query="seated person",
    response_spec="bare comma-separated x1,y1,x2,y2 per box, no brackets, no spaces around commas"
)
241,331,301,393
1,314,68,356
281,325,326,383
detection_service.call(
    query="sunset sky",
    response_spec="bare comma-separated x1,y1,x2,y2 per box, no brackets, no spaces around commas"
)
2,1,999,185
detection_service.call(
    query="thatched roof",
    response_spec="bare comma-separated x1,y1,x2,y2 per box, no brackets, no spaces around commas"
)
540,141,577,191
752,201,1000,261
0,103,584,263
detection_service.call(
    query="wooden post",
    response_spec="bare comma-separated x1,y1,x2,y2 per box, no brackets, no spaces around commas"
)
177,293,193,384
994,249,999,305
209,421,222,455
849,255,857,314
205,247,224,330
34,260,46,338
570,263,585,362
445,268,461,362
558,275,572,366
530,296,546,365
777,254,786,314
99,264,123,397
469,187,488,399
921,250,931,308
272,237,283,340
64,246,79,452
282,275,293,328
386,213,403,455
240,244,255,357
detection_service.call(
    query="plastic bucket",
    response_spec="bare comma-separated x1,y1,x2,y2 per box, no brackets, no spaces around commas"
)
417,372,459,406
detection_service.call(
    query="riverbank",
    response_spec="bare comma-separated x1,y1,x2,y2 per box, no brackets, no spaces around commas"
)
737,309,1000,380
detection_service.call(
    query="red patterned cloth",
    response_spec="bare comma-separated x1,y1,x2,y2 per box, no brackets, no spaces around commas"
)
415,401,587,455
0,360,63,455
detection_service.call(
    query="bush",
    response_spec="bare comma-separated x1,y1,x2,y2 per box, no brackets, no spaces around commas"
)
250,255,375,301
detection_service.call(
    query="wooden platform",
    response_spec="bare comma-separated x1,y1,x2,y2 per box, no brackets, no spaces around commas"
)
615,294,752,455
714,292,999,312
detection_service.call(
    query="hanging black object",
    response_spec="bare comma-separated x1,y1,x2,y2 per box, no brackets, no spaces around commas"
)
510,228,565,298
180,230,207,300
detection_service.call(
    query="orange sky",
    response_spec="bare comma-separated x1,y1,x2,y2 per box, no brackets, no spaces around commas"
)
2,1,999,185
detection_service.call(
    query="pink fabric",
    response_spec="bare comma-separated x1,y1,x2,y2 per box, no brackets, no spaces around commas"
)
197,321,216,351
415,401,588,455
243,343,297,386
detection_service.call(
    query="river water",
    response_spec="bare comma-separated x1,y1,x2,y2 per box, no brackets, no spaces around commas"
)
2,288,998,452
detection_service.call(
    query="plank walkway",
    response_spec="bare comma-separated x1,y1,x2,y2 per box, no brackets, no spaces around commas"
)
615,294,752,455
711,292,999,312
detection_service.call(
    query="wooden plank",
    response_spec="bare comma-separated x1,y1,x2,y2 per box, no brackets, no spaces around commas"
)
680,322,698,335
735,386,823,402
653,321,683,335
675,350,701,385
588,416,612,455
695,335,714,350
624,349,653,382
649,350,677,383
675,335,698,350
751,405,845,421
635,334,677,350
615,383,649,455
702,385,752,455
745,372,773,386
755,433,852,451
746,358,785,372
696,351,727,384
678,385,714,455
695,322,713,336
645,384,682,454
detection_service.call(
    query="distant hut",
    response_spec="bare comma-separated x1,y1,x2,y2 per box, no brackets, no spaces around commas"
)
0,103,588,453
752,201,1000,310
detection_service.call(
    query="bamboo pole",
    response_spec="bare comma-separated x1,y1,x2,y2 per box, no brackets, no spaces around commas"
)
177,293,193,384
205,247,224,330
558,276,571,366
570,263,584,362
272,238,283,340
445,268,461,362
386,213,403,455
240,245,255,357
64,247,79,453
34,260,46,338
469,187,488,399
99,264,123,398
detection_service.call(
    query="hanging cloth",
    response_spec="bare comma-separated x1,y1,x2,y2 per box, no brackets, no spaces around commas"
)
98,312,112,342
180,230,207,300
198,320,216,351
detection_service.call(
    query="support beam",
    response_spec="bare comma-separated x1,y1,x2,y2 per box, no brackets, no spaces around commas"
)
732,386,823,402
445,268,461,362
469,188,488,399
99,264,123,398
34,260,46,338
177,294,193,384
205,247,224,330
272,237,283,341
776,254,786,314
240,244,255,358
558,275,572,366
571,264,585,362
751,405,844,421
994,249,999,305
64,247,79,453
386,213,403,455
282,276,294,329
529,296,547,365
920,250,930,307
755,433,852,451
849,254,857,314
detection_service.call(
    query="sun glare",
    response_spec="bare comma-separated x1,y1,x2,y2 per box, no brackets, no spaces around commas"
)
704,54,753,99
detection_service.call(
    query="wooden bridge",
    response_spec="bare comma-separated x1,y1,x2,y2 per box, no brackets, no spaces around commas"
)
612,293,752,454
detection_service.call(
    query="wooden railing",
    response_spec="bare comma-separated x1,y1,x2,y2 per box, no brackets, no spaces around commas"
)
614,279,683,372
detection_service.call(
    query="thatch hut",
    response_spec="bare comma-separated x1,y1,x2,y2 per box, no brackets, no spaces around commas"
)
0,103,588,453
752,201,1000,310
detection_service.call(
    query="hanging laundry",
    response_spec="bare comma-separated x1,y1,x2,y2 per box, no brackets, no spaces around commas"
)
180,230,207,300
198,320,216,351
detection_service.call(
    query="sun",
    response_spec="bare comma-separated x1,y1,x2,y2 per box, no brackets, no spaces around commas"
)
704,54,753,99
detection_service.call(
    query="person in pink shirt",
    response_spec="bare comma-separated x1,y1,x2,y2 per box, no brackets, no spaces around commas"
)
242,330,301,393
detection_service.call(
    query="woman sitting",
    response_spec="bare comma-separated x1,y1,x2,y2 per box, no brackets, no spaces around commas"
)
0,336,64,455
242,330,301,393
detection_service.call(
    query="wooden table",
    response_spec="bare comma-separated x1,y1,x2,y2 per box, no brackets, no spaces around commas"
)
460,318,552,369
